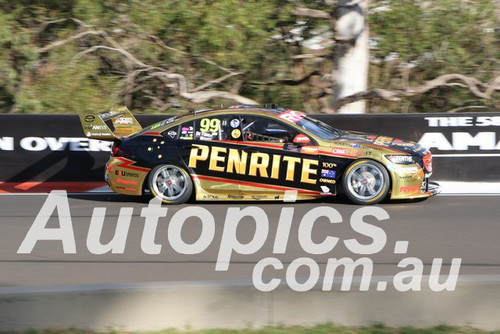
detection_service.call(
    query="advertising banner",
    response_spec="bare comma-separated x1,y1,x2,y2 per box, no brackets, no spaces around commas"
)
317,113,500,182
1,113,499,185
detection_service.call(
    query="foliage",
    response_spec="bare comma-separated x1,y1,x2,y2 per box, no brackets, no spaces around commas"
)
369,0,498,113
0,0,497,114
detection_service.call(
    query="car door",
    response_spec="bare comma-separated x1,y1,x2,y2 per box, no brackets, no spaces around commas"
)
176,114,244,199
238,114,322,200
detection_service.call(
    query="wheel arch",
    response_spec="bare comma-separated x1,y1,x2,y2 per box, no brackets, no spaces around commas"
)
340,157,393,186
341,158,393,204
147,163,195,204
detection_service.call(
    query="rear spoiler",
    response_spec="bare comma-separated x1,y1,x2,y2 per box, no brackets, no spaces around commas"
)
79,106,142,141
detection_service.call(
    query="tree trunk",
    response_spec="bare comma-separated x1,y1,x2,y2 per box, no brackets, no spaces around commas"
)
495,0,500,29
333,0,370,114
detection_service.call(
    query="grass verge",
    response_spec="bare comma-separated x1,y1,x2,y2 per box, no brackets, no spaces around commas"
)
9,324,500,334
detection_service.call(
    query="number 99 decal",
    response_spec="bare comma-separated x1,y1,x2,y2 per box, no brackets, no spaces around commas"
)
200,118,221,132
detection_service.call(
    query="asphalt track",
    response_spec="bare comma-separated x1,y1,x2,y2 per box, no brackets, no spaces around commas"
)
0,193,499,287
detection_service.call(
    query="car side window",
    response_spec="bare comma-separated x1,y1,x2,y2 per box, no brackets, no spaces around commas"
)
240,115,298,143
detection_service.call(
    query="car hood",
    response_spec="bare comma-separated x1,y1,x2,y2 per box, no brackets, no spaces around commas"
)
333,130,429,155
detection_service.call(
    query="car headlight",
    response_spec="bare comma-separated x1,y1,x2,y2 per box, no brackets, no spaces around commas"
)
385,155,417,164
422,153,432,173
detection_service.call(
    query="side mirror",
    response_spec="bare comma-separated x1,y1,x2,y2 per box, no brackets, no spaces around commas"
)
293,134,311,145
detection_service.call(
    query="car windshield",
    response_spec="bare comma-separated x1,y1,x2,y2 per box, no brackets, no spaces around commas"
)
296,117,341,140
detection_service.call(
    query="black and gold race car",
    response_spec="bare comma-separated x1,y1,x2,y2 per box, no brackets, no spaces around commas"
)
80,105,439,204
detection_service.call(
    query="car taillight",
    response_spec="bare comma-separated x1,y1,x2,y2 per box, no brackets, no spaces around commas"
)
111,141,122,156
423,154,432,173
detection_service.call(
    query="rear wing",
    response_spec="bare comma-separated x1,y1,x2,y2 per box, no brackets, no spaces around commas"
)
79,106,142,141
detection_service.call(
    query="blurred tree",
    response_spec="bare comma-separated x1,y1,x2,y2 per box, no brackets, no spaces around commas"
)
294,0,498,113
367,0,499,113
295,0,371,113
0,0,497,114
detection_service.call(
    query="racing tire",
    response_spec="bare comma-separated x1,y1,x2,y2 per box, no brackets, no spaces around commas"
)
148,164,193,204
342,159,390,205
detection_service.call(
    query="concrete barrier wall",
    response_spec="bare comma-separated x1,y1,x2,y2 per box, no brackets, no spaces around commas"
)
1,112,500,186
1,277,499,331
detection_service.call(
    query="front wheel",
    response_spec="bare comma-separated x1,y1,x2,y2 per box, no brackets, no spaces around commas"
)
148,164,193,204
343,159,390,205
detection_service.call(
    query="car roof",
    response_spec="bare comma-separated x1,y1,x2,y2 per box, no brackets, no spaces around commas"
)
143,105,290,133
191,105,283,117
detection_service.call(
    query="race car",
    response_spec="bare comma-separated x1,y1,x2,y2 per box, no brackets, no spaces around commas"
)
80,105,440,204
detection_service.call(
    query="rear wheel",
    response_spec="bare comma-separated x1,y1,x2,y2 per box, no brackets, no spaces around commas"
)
343,159,390,205
148,164,193,204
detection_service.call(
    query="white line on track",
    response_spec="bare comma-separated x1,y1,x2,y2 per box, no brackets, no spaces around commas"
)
434,154,500,157
0,192,115,196
0,182,499,196
1,192,499,197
